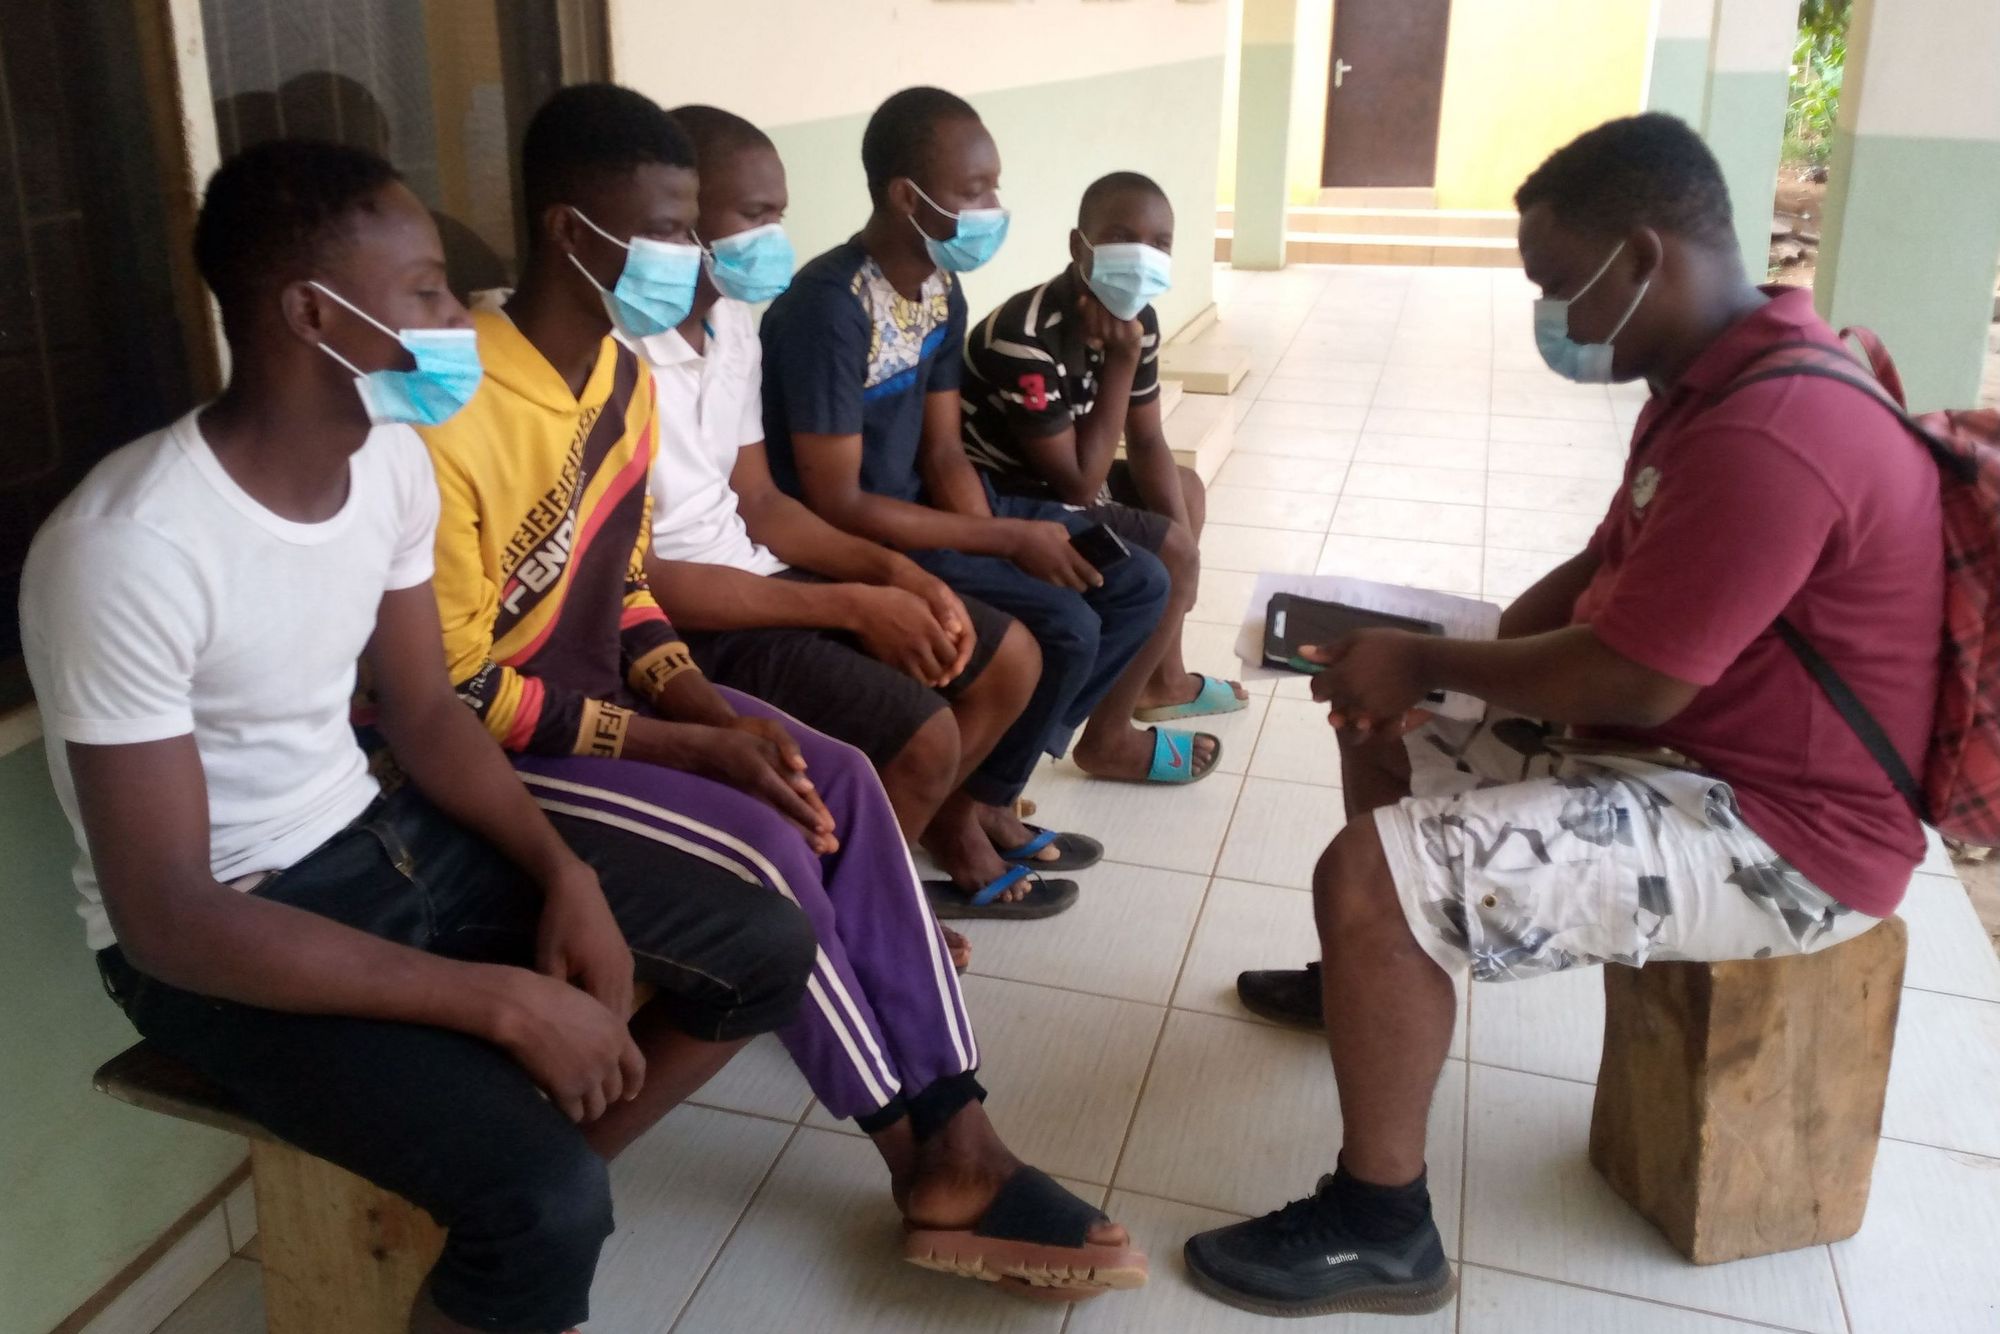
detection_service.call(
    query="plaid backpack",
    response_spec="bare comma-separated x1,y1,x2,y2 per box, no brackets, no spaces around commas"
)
1717,327,2000,846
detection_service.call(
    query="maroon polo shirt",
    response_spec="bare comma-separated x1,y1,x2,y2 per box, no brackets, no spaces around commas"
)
1572,286,1943,916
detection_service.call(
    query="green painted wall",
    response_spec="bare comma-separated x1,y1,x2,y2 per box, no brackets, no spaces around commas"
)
0,742,244,1334
1647,36,1711,124
1817,132,2000,410
1701,68,1790,274
764,56,1225,339
1230,40,1295,271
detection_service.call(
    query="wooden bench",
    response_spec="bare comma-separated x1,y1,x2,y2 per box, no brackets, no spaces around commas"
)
1588,916,1908,1264
94,983,657,1333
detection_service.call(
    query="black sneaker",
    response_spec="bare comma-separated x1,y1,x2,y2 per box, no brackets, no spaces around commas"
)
1183,1175,1454,1317
1236,962,1324,1030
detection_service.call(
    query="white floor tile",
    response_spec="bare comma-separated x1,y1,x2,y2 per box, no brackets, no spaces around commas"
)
153,1258,262,1334
1466,965,1605,1085
1483,506,1601,553
1206,484,1341,532
1248,696,1344,787
1353,433,1489,471
1260,375,1377,406
1172,877,1469,1061
588,1105,794,1332
1343,461,1487,506
1831,1137,2000,1334
1899,873,2000,1001
1483,547,1562,602
1489,389,1615,423
688,1032,814,1122
1016,764,1247,876
1486,471,1619,515
1487,414,1627,448
957,861,1208,1005
1461,1065,1847,1332
1217,452,1351,495
1199,523,1329,575
1458,1265,1779,1332
1882,987,2000,1158
1073,1191,1458,1334
1486,441,1627,480
1245,399,1372,433
1216,777,1348,889
1269,357,1385,385
1330,496,1485,545
672,1127,1067,1334
1373,370,1493,415
1117,1011,1466,1251
1179,619,1272,696
1362,407,1490,440
1228,421,1361,461
1317,534,1483,594
1189,567,1262,626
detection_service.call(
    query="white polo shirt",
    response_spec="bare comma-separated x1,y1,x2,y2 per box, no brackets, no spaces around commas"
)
639,298,787,577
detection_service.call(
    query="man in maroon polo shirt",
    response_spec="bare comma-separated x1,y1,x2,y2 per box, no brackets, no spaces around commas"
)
1186,113,1943,1317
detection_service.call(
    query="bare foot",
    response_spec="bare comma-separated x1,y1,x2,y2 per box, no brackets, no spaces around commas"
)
942,925,972,971
1134,670,1248,714
973,801,1066,865
922,794,1032,903
1072,726,1217,782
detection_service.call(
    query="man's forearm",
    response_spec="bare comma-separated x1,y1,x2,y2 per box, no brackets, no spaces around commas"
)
1416,625,1692,728
1121,432,1189,526
1070,357,1140,497
828,487,1016,557
737,492,907,585
1498,550,1600,639
645,555,884,634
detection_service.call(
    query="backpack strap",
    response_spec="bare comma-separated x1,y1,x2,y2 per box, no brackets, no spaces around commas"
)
1772,619,1931,824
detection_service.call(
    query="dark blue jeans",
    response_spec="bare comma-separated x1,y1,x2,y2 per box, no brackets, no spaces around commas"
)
98,785,815,1333
912,494,1172,804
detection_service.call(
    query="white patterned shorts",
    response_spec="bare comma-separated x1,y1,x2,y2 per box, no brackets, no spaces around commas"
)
1373,710,1881,983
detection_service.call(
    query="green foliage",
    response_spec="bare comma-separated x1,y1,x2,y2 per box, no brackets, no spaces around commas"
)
1786,0,1849,167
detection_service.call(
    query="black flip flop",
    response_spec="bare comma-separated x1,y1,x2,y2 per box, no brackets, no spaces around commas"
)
996,825,1104,872
904,1165,1149,1295
923,866,1078,920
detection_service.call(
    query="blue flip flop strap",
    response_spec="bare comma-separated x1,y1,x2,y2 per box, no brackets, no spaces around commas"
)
997,826,1060,860
969,863,1033,908
1148,727,1195,782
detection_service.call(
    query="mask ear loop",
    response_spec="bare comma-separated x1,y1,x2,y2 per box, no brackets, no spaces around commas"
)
306,281,400,377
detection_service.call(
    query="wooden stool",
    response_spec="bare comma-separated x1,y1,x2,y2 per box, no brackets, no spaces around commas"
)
1588,917,1907,1264
93,984,655,1333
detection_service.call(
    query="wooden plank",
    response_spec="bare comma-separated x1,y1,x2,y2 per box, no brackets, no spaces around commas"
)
253,1139,444,1334
1588,917,1907,1263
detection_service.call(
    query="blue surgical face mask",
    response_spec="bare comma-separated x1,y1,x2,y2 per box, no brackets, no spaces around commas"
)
701,223,794,304
1079,236,1173,322
310,282,482,427
907,181,1009,273
568,207,702,338
1533,241,1650,385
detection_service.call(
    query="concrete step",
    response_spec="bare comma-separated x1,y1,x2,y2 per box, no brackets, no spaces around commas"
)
1319,186,1435,208
1217,205,1517,240
1215,229,1519,268
1158,341,1251,394
1154,390,1235,485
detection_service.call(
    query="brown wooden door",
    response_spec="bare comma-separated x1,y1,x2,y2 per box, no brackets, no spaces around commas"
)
1320,0,1454,189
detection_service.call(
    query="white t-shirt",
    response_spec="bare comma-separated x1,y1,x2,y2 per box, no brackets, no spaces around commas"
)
639,299,789,576
20,408,441,950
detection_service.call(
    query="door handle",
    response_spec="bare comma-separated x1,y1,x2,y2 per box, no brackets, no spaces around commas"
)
1333,58,1354,88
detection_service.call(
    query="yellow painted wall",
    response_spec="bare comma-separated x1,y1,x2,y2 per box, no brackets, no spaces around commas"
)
1431,0,1650,209
1245,0,1650,210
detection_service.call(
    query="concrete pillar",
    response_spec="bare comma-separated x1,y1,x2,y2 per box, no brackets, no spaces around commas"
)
1232,0,1298,271
1646,0,1716,124
1816,0,2000,409
1701,0,1794,272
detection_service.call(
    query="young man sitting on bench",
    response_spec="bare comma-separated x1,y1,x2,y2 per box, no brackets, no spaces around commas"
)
634,105,1066,927
1190,114,1939,1318
960,170,1244,726
423,84,1145,1299
21,139,816,1334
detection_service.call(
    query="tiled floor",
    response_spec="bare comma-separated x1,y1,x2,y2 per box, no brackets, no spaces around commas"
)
156,266,2000,1333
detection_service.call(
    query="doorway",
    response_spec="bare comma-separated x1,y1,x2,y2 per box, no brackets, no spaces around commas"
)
1320,0,1453,189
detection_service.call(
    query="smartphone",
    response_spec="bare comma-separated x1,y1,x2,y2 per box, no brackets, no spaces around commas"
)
1264,593,1448,703
1069,522,1132,573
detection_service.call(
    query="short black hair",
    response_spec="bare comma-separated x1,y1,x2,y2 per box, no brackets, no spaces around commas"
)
1079,171,1170,230
860,86,979,206
668,104,773,175
1515,113,1733,245
520,83,694,228
192,137,402,332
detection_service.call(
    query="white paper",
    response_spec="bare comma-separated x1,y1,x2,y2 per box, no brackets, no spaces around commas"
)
1233,574,1503,721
